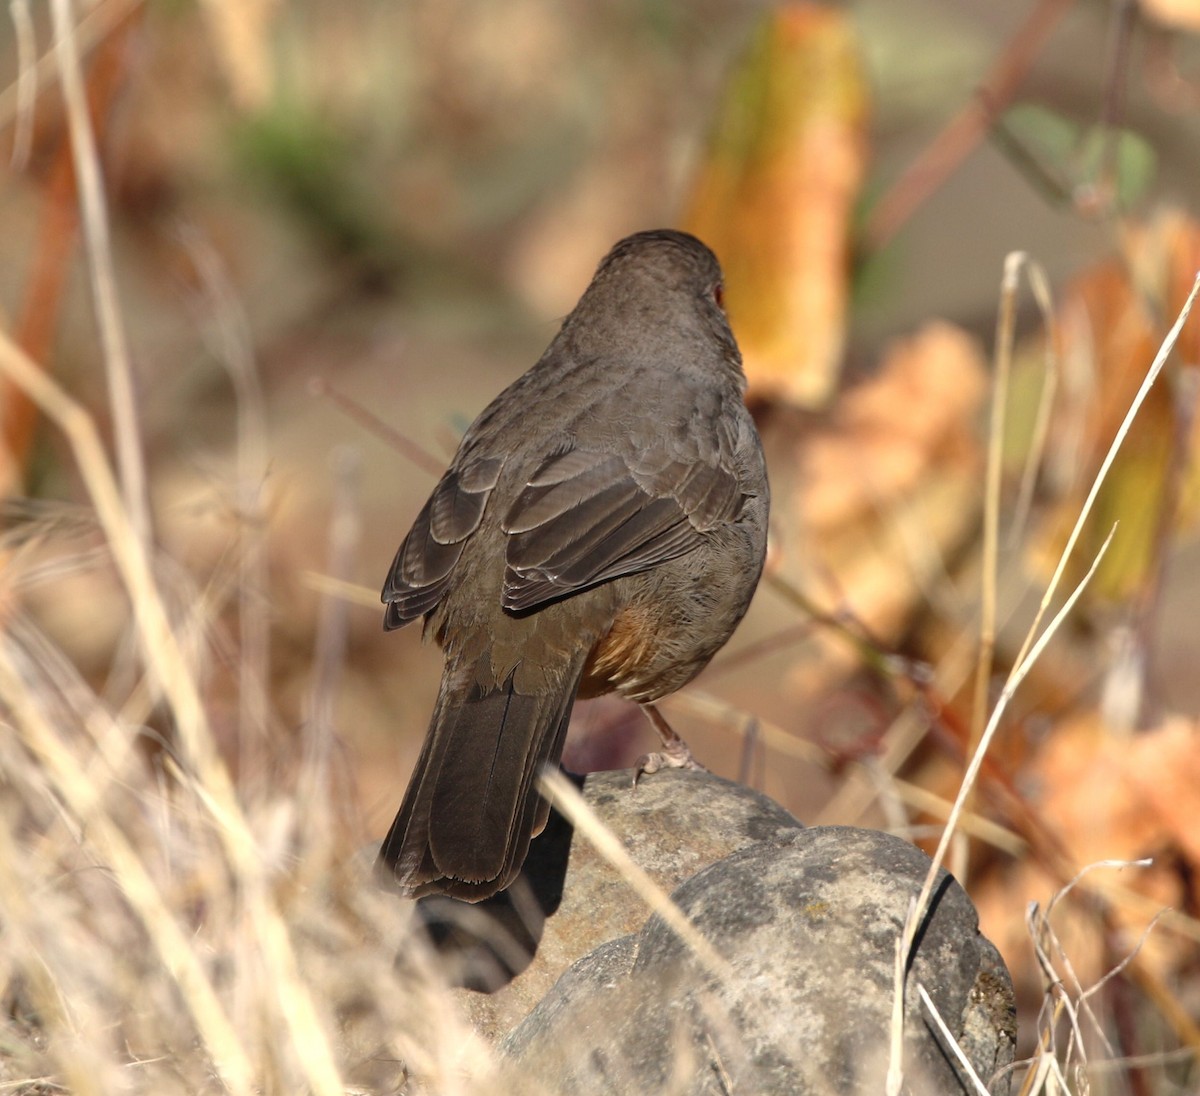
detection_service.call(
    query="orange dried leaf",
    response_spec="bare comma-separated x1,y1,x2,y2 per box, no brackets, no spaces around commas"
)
1031,715,1200,867
684,3,868,409
1140,0,1200,30
200,0,281,110
974,713,1200,989
1030,713,1200,944
776,323,986,644
800,322,987,531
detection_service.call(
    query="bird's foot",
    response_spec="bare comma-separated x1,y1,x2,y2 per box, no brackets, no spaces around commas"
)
633,703,707,786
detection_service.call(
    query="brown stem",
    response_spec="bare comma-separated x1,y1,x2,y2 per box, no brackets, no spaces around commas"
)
3,12,139,492
863,0,1076,251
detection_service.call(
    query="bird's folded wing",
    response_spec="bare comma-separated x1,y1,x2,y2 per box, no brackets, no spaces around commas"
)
501,446,745,613
381,456,503,629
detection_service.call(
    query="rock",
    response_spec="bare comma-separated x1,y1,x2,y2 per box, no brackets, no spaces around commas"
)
412,769,1016,1093
438,768,803,1038
500,815,1015,1094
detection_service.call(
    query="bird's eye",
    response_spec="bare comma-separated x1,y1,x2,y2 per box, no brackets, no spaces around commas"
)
712,283,725,310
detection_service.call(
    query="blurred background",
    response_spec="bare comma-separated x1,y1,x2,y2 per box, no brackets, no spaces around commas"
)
5,0,1200,1089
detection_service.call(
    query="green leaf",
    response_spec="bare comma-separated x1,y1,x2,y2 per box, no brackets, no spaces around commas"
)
1077,126,1158,210
993,102,1157,211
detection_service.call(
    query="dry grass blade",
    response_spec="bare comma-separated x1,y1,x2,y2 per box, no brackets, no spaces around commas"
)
1017,860,1178,1092
1043,857,1153,922
885,899,912,1096
886,776,1025,855
0,0,140,131
900,268,1200,971
0,335,346,1094
299,569,381,609
1012,269,1200,672
0,330,231,833
959,251,1032,884
49,0,149,544
959,252,1057,889
0,657,258,1095
1080,907,1164,1008
1046,861,1166,1071
664,689,824,766
975,253,1058,758
250,892,346,1096
1017,1044,1070,1096
974,252,1027,767
8,0,36,169
904,521,1116,967
1008,258,1058,547
917,984,992,1096
538,768,731,981
179,225,273,767
0,597,500,1094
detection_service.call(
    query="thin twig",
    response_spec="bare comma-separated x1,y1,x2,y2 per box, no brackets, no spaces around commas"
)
1039,860,1154,1061
1081,909,1165,1006
863,0,1075,250
0,0,141,133
8,0,36,169
297,570,379,609
309,375,446,478
50,0,150,544
1027,908,1098,1078
1088,0,1138,212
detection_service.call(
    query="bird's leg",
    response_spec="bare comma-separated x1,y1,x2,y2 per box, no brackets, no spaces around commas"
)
633,702,706,785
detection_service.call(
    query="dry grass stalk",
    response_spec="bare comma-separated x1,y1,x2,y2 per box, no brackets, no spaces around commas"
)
888,267,1200,1092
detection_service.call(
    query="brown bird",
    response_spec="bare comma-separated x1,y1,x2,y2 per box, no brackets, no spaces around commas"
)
378,229,769,901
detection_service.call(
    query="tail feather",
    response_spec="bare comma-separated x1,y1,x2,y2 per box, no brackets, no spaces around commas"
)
378,655,584,901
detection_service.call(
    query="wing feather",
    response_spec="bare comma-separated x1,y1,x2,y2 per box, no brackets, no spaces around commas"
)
381,456,502,629
500,446,744,613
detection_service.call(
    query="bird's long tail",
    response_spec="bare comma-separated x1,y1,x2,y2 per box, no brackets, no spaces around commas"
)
377,652,586,901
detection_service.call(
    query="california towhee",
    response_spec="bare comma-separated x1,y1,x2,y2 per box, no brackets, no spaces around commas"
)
378,229,769,901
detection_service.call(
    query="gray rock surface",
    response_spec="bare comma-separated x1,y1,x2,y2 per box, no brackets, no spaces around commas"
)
490,777,1015,1094
449,768,803,1038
